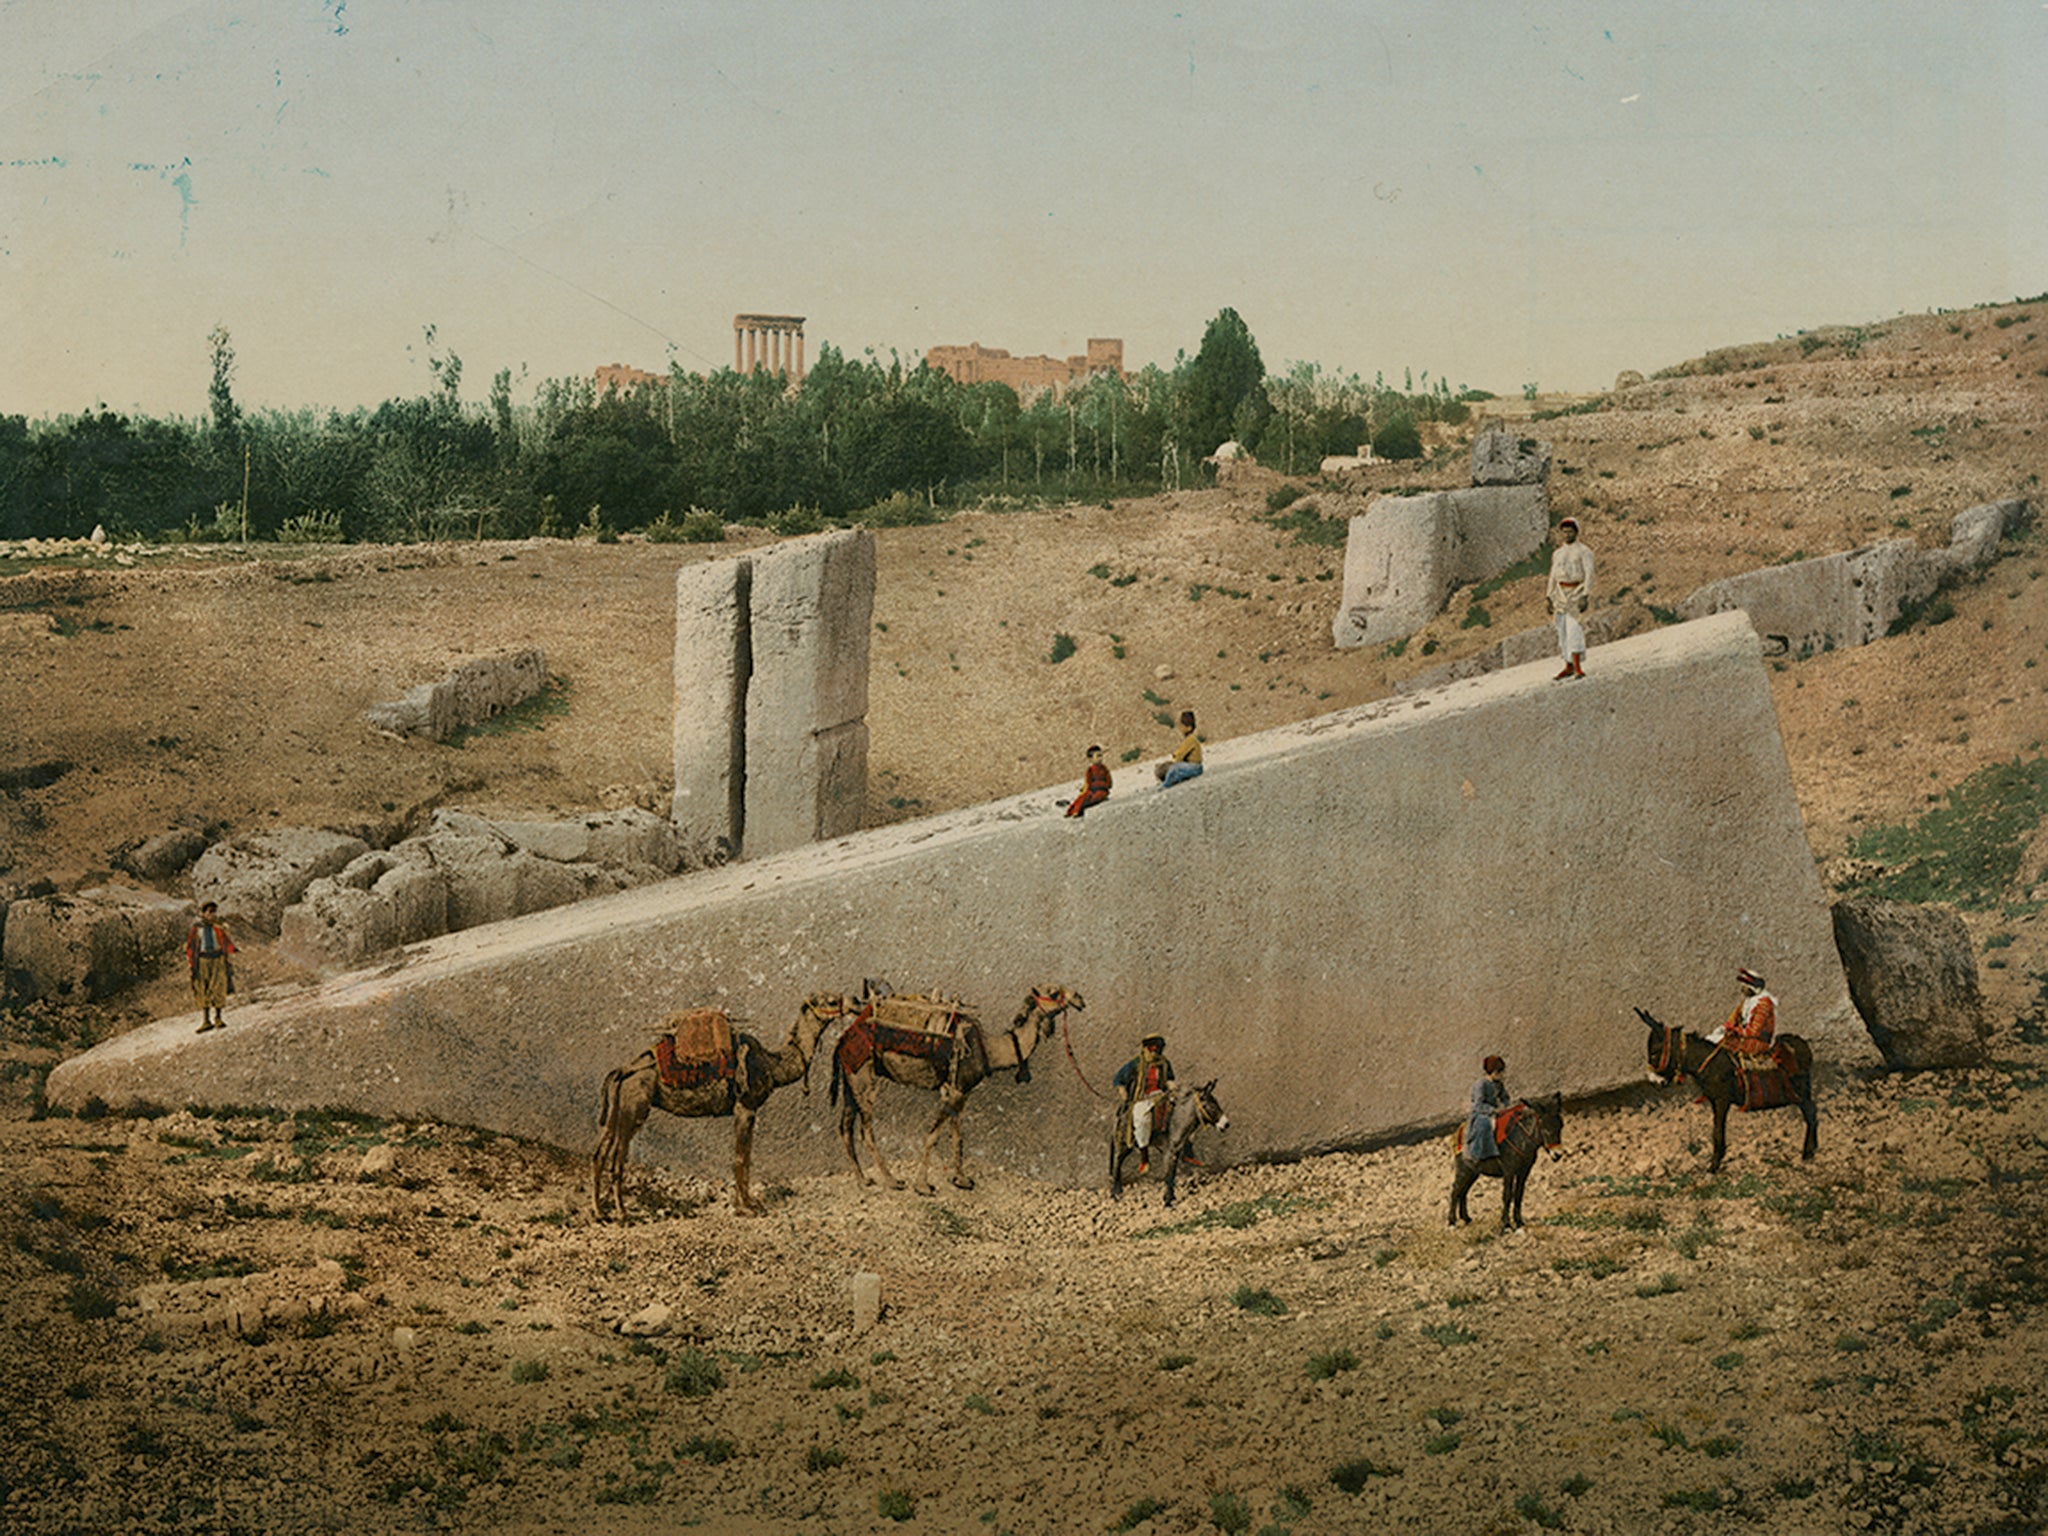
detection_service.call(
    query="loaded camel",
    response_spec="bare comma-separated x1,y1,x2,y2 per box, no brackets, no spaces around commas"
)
593,992,855,1219
830,985,1084,1195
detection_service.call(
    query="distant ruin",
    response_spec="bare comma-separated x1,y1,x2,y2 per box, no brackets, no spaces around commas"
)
733,314,806,383
924,338,1124,398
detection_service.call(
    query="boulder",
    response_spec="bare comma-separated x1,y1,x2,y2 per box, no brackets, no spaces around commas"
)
487,808,687,872
190,829,371,936
1831,897,1989,1069
279,851,450,967
1332,485,1549,649
2,885,191,1001
364,649,547,742
1470,419,1552,486
117,827,210,881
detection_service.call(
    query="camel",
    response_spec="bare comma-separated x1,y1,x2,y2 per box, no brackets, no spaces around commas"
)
829,985,1084,1195
592,992,855,1220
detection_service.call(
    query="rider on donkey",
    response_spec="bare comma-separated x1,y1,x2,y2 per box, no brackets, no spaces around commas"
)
1708,967,1777,1058
1466,1054,1510,1160
1114,1035,1176,1173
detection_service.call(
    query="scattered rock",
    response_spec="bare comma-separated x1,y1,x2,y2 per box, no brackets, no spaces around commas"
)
189,828,372,936
1,885,190,1001
619,1302,674,1337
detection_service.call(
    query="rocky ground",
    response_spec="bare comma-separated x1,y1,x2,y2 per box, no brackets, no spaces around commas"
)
4,298,2048,1533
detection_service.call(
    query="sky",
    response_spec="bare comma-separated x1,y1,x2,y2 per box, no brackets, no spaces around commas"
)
4,1,2046,423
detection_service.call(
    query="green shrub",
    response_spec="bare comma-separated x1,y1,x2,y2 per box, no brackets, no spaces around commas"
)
810,1367,859,1392
1209,1490,1252,1532
1328,1457,1399,1493
1371,415,1422,461
877,1488,916,1521
806,1446,845,1472
1230,1286,1287,1316
1306,1347,1358,1380
644,508,726,542
63,1283,116,1322
771,503,827,536
855,491,940,529
509,1358,548,1384
1116,1498,1167,1530
664,1347,726,1397
1265,485,1304,512
1048,633,1077,664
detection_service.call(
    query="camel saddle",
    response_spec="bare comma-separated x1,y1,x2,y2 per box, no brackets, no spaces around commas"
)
653,1008,737,1092
839,994,978,1076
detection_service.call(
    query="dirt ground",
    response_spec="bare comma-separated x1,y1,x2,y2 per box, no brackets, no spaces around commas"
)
4,302,2048,1534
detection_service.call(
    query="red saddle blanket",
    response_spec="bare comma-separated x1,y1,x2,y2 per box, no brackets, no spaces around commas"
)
1735,1048,1800,1112
838,1017,957,1078
653,1008,737,1092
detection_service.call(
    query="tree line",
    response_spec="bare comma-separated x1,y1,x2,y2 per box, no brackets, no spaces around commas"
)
0,310,1489,545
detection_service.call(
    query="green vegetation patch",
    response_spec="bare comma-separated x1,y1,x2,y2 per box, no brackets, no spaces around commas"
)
448,677,573,748
1841,754,2048,912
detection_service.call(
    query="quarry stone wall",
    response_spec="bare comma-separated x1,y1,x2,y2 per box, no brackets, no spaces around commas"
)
671,529,873,863
50,613,1865,1190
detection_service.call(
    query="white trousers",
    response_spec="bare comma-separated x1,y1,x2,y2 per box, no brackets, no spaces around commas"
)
1130,1092,1166,1149
1556,608,1585,658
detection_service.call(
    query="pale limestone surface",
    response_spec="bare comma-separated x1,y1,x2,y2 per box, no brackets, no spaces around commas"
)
362,649,546,742
1332,485,1548,648
669,556,749,863
741,529,874,856
50,612,1865,1187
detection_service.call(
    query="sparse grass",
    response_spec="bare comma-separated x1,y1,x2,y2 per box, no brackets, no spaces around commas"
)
509,1359,548,1384
1420,1323,1476,1346
1135,1193,1317,1239
1514,1491,1564,1527
446,677,572,747
810,1367,859,1392
1841,753,2048,911
1159,1354,1196,1372
1230,1285,1287,1316
806,1446,845,1472
1634,1274,1681,1298
1306,1347,1358,1380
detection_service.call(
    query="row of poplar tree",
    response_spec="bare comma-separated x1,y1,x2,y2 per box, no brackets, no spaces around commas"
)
0,310,1486,544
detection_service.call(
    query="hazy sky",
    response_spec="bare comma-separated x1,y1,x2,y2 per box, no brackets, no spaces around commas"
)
5,2,2045,422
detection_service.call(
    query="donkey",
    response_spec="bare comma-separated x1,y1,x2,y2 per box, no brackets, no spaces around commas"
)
1449,1093,1565,1232
1110,1080,1229,1206
1638,1006,1816,1172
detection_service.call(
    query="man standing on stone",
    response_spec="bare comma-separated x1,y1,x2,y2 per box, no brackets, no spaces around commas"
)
1547,516,1594,679
187,900,237,1033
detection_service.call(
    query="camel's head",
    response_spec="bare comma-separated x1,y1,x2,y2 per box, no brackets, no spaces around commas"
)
1024,985,1084,1031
